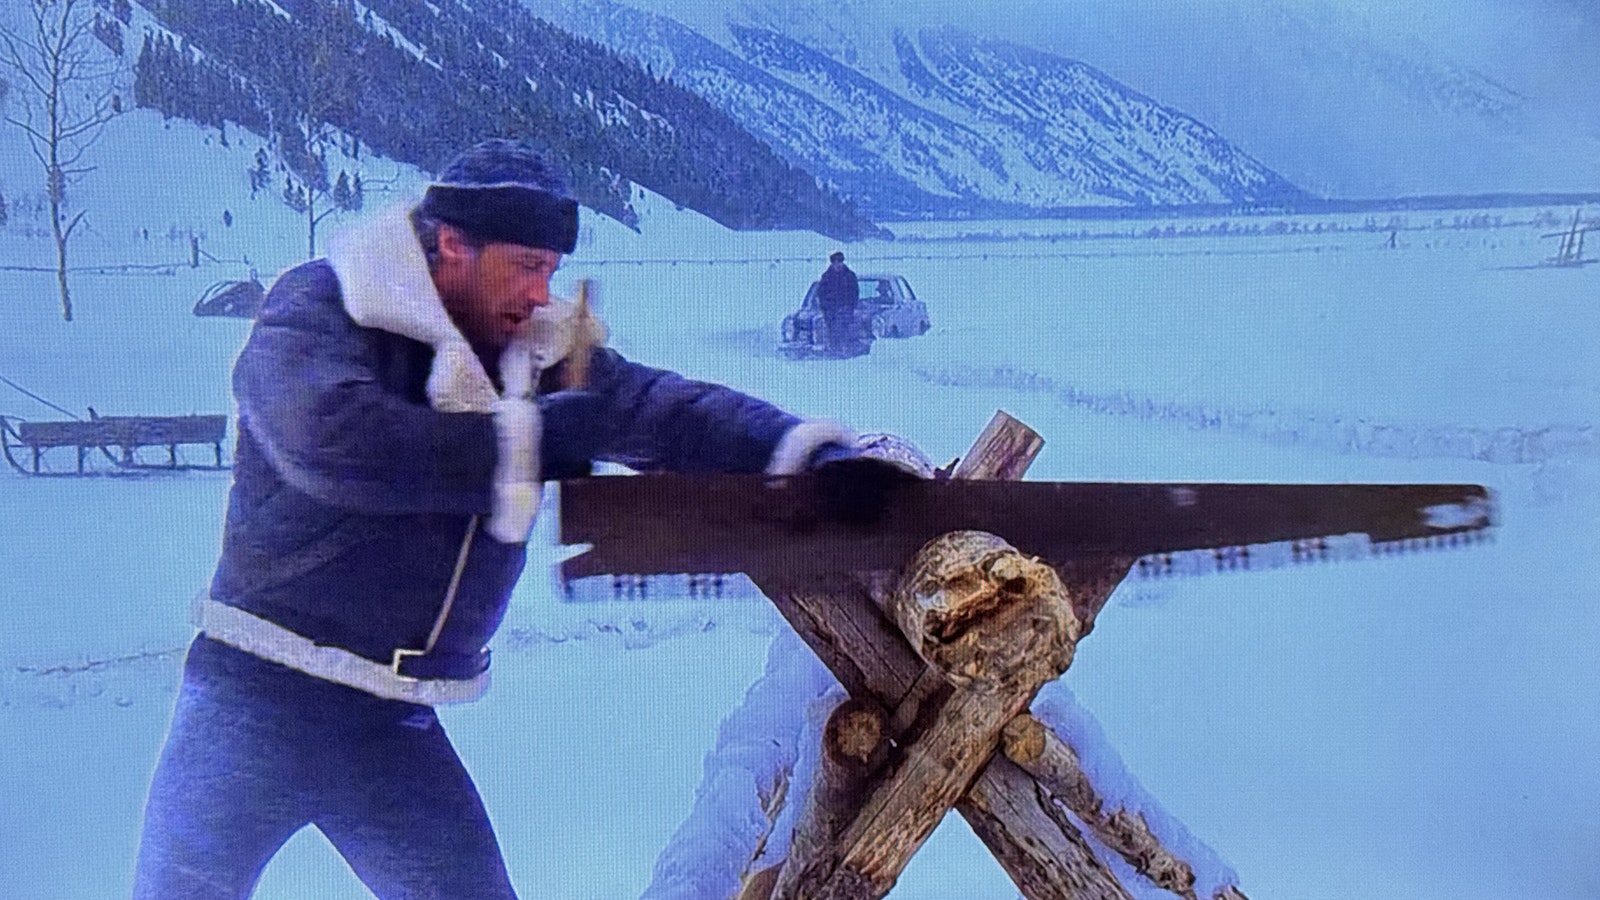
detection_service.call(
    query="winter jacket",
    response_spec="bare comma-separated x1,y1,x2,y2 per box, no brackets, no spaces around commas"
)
817,264,859,314
199,205,850,704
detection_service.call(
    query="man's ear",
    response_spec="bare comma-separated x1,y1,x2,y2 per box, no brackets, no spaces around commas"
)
437,224,477,265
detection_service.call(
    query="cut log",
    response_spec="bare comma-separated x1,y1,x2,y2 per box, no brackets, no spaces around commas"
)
751,411,1138,900
770,699,889,900
889,531,1077,690
758,576,1135,900
1003,714,1202,900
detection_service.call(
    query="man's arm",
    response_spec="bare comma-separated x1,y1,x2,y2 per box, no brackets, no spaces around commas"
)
234,263,498,515
576,348,821,475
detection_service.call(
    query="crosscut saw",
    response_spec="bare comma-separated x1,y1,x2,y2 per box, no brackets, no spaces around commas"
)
557,472,1496,592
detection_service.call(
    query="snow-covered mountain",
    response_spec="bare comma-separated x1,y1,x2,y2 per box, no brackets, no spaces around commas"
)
922,0,1600,199
536,0,1308,218
540,0,1600,207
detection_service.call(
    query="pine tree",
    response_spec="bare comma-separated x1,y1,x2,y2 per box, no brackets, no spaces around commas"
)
282,177,308,214
331,171,351,211
248,147,270,197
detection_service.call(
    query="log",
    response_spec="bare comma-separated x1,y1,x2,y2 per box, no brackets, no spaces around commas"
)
950,410,1045,480
949,590,1127,899
825,685,1045,896
797,532,1080,897
1003,714,1203,900
770,699,889,900
734,865,779,900
890,531,1077,690
960,756,1135,900
755,412,1128,899
761,577,925,707
940,414,1138,897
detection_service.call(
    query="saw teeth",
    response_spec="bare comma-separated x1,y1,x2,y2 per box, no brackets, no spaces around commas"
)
562,572,763,602
1130,524,1491,581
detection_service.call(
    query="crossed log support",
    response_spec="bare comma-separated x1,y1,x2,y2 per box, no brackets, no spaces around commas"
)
732,413,1248,900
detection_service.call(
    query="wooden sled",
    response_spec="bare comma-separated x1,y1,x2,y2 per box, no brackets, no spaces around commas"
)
1,413,229,476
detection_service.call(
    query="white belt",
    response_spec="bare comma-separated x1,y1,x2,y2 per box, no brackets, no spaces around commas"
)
193,597,490,706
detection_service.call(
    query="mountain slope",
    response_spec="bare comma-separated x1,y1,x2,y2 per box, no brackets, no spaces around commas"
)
576,0,1600,202
536,0,1308,219
895,28,1306,207
961,0,1600,198
118,0,879,238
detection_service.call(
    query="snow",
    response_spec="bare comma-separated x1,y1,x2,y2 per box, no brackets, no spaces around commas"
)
3,100,1600,900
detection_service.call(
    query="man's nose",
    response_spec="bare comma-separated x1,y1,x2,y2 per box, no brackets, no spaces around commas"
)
526,277,551,308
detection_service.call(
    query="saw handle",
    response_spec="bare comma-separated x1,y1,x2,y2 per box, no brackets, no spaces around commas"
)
806,446,921,525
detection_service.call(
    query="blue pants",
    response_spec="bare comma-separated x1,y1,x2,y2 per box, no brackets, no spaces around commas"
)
133,637,517,899
821,305,870,357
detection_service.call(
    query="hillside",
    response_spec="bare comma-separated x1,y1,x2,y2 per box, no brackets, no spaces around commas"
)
536,0,1310,220
117,0,881,239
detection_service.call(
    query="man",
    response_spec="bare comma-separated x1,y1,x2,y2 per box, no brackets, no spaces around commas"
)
816,249,865,357
133,139,859,898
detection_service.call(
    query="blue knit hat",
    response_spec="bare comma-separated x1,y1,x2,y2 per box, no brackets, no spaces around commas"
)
417,139,579,254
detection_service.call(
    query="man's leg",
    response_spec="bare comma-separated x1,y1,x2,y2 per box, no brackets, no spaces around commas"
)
821,308,848,356
316,704,518,899
133,638,309,899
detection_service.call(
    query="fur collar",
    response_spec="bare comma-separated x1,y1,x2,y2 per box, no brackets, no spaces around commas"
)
325,199,595,411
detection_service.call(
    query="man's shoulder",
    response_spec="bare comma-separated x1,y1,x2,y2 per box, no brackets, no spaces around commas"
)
271,258,339,296
258,259,346,325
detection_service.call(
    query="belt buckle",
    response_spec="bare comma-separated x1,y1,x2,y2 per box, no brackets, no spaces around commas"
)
390,647,425,681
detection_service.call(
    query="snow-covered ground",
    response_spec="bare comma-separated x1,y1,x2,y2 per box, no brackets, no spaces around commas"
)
2,109,1597,899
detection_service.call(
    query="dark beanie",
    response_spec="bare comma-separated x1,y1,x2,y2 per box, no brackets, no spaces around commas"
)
416,139,579,254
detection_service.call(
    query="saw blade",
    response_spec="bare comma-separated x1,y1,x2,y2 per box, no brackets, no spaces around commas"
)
557,474,1495,590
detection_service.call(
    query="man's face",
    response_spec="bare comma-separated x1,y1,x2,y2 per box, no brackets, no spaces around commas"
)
434,225,562,356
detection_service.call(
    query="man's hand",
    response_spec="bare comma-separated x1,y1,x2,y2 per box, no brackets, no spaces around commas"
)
538,390,607,480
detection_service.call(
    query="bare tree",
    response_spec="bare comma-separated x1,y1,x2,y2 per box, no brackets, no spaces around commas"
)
273,0,366,259
0,0,120,321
